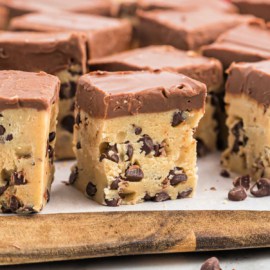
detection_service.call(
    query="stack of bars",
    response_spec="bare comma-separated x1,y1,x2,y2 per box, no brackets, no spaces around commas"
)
0,0,269,213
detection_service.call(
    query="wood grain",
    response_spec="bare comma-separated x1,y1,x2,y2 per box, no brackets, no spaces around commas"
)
0,210,269,265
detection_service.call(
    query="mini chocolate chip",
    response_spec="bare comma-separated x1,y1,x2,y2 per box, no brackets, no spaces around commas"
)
250,178,270,197
168,167,187,186
69,166,78,185
125,165,144,182
86,182,97,197
0,182,8,196
12,172,27,185
177,188,193,199
100,143,119,163
126,144,133,161
138,134,154,155
200,257,221,270
197,139,209,157
134,126,142,135
228,186,247,201
10,196,22,212
5,134,13,141
153,192,170,202
220,169,230,178
0,125,6,135
233,175,250,190
171,111,187,127
75,113,81,125
76,141,82,149
110,178,121,190
61,115,74,133
105,198,120,207
49,132,56,142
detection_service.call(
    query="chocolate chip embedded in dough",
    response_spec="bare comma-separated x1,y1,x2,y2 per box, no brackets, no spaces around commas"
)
231,120,248,153
250,178,270,197
12,172,27,185
100,143,119,163
200,257,222,270
125,165,144,182
45,189,50,203
167,167,188,186
69,166,78,185
153,192,170,202
105,198,120,207
0,182,8,196
49,132,56,143
138,134,154,155
86,182,97,197
75,113,82,125
126,144,133,161
5,134,13,141
134,126,142,135
171,111,188,127
144,193,153,201
177,188,193,199
0,125,6,135
61,115,74,133
110,177,121,190
228,186,247,201
76,141,82,149
9,195,22,212
197,139,209,157
233,175,250,190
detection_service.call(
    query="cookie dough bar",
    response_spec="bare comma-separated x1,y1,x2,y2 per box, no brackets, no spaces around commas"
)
72,71,206,206
90,45,223,154
222,60,270,179
0,70,59,213
0,31,87,159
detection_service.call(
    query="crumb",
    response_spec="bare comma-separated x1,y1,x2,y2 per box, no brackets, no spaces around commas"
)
210,187,216,191
220,169,230,178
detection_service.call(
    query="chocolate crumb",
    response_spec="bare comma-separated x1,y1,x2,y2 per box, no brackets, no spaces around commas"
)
220,169,230,178
210,187,216,191
200,257,221,270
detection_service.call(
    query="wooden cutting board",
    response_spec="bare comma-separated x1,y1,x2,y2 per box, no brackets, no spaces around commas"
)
0,210,269,265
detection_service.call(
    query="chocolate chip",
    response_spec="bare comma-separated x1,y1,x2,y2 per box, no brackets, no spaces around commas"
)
228,186,247,201
86,182,97,197
220,169,230,178
59,81,76,99
153,192,170,202
250,178,270,197
144,193,153,201
17,206,37,214
138,134,154,155
45,189,50,203
171,111,187,127
69,166,78,185
200,257,221,270
1,205,11,214
233,175,250,190
167,167,187,186
76,141,82,149
5,134,13,141
125,165,144,181
197,139,209,157
126,144,133,161
100,143,119,163
61,115,74,133
10,196,22,212
231,120,248,153
0,182,8,196
49,132,56,142
134,126,142,135
153,144,162,157
110,178,121,190
177,188,193,199
75,113,81,125
105,198,120,207
12,172,27,185
0,125,6,135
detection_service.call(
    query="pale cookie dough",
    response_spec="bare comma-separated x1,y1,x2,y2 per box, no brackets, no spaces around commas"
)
0,70,59,214
70,70,206,206
222,60,270,180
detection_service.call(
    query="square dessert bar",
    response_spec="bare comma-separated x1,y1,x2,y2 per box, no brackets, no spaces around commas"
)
232,0,270,22
71,70,206,206
0,6,8,29
137,8,253,50
0,70,59,213
10,12,132,59
202,21,270,69
90,45,223,154
222,60,270,179
0,31,87,159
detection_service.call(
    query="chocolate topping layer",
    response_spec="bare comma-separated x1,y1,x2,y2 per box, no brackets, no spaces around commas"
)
89,45,223,89
2,0,111,17
226,60,270,107
76,71,206,119
0,70,59,111
137,8,254,50
9,12,132,59
232,0,270,21
202,21,270,69
0,31,87,74
137,0,237,13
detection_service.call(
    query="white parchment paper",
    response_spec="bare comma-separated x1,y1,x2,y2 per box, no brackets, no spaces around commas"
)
42,152,269,214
